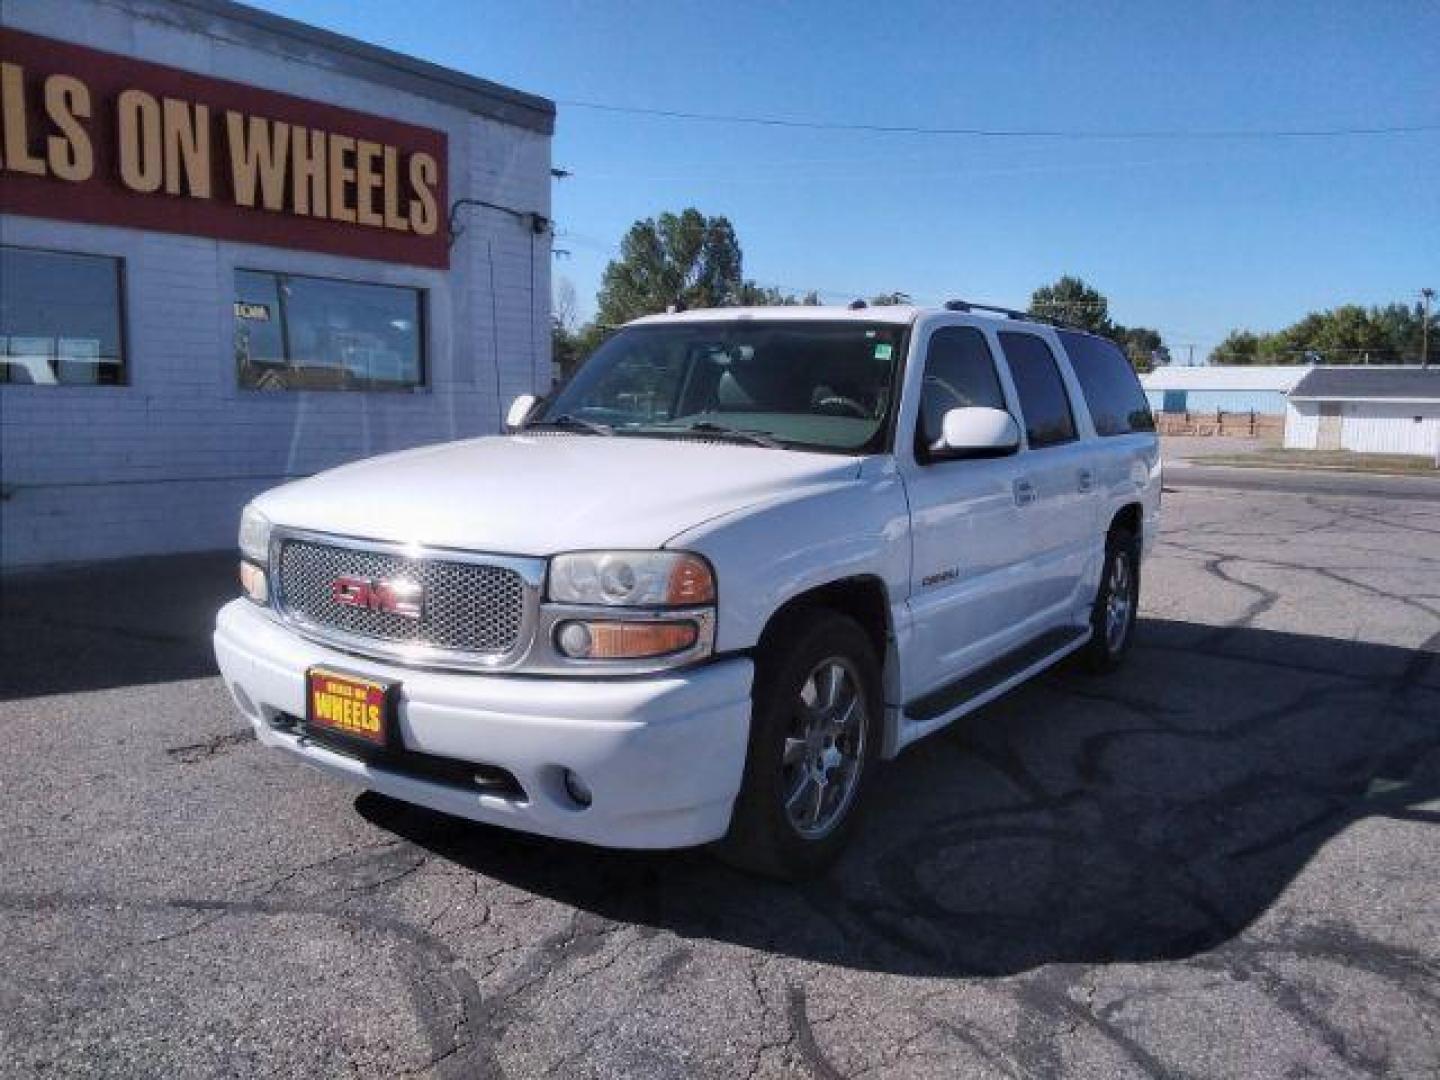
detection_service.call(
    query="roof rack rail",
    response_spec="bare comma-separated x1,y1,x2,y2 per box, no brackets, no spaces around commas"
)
943,298,1082,331
943,298,1030,320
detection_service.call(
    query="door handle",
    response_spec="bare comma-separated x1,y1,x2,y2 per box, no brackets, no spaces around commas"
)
1013,478,1037,507
1078,468,1095,493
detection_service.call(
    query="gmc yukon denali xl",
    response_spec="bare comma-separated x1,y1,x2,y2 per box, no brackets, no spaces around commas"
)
214,302,1160,878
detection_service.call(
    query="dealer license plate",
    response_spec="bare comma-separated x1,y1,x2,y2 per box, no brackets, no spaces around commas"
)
306,668,394,748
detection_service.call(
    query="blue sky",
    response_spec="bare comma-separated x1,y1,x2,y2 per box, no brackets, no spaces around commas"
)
252,0,1438,360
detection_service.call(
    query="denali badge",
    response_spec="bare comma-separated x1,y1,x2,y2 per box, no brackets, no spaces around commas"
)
330,575,424,619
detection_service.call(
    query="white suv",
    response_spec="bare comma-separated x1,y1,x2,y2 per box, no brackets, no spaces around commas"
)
214,302,1160,878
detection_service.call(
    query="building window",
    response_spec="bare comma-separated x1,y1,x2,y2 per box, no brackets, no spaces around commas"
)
235,270,425,391
0,246,126,386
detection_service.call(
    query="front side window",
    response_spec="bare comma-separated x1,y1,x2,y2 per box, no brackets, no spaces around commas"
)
0,247,125,386
998,332,1077,448
538,320,906,453
235,270,424,391
1058,330,1156,436
915,326,1007,460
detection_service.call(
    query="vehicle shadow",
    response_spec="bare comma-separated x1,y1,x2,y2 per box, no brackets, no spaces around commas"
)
358,617,1440,977
0,551,233,700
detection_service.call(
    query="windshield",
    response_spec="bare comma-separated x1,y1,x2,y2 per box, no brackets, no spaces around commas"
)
537,320,907,453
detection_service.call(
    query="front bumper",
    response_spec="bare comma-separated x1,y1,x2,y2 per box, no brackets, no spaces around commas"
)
213,600,754,849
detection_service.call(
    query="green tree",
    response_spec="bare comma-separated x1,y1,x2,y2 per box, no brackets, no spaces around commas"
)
1271,306,1386,363
595,209,745,324
551,320,581,382
1212,330,1272,365
551,321,615,384
737,282,820,306
1028,276,1166,370
1373,302,1426,360
1113,325,1166,372
1028,276,1112,336
1214,301,1436,365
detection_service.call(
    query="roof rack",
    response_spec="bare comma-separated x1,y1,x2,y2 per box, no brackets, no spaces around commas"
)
944,298,1082,331
944,299,1028,320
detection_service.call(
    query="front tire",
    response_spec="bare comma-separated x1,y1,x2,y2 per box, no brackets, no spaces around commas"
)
1081,527,1140,673
718,610,882,879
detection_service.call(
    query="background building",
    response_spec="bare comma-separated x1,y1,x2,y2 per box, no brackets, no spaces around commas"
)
1285,367,1440,457
0,0,554,568
1139,365,1310,416
1138,365,1310,439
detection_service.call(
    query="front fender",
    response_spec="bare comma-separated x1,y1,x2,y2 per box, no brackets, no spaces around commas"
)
665,473,911,655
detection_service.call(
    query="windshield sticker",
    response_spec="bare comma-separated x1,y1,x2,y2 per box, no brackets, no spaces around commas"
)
874,343,893,360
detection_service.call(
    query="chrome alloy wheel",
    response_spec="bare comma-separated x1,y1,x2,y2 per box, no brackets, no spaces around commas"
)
1104,552,1134,652
781,656,868,840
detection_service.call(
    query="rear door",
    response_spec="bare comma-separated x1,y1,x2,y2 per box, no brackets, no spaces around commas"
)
995,330,1097,625
1056,329,1161,561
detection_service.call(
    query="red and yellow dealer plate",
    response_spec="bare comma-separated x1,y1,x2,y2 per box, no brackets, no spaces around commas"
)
306,668,394,747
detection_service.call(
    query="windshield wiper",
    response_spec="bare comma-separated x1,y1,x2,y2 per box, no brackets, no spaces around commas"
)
530,414,614,436
672,421,783,449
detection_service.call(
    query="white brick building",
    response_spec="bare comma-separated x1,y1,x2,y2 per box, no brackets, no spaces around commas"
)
1,0,554,567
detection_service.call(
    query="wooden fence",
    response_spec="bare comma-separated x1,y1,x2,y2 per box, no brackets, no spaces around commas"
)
1156,410,1285,438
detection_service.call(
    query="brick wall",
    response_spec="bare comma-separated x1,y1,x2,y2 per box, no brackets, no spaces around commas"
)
0,0,552,567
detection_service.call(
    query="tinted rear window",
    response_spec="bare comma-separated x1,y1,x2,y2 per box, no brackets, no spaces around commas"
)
998,332,1077,448
1058,331,1156,436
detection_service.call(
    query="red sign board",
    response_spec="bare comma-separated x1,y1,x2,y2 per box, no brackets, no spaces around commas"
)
0,29,449,268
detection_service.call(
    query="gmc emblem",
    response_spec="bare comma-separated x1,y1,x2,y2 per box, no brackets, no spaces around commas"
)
331,575,424,620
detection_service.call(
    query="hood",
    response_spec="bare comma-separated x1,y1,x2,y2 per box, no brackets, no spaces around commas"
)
255,433,862,555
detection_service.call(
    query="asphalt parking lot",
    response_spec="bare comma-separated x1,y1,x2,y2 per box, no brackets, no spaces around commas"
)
2,476,1437,1079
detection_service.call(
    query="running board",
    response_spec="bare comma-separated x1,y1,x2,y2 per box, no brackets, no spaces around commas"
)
896,626,1091,751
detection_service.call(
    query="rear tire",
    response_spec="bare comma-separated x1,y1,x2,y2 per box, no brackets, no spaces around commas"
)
1081,528,1140,674
718,610,882,880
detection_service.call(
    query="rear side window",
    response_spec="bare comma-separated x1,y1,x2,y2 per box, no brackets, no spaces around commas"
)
915,326,1006,458
997,332,1077,448
1059,330,1156,436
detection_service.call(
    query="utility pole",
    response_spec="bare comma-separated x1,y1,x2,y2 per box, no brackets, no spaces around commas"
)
1423,287,1434,368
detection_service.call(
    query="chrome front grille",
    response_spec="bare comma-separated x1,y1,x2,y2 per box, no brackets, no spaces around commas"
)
274,535,532,659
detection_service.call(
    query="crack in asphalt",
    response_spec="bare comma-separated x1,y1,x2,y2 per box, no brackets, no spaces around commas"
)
165,728,256,763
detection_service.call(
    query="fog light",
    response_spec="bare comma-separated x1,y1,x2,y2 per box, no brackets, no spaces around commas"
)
556,620,594,658
563,768,592,808
239,560,268,605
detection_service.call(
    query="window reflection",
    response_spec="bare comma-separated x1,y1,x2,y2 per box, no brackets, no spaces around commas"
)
0,247,125,386
235,270,424,391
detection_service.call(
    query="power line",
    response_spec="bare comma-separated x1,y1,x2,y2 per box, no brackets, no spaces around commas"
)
558,99,1440,141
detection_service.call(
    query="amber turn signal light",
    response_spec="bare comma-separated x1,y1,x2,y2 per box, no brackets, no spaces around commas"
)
239,560,268,605
666,554,716,605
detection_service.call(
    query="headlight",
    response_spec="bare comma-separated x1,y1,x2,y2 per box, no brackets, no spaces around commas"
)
548,551,715,607
238,503,272,564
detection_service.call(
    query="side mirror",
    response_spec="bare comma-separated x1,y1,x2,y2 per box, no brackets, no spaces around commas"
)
933,406,1021,459
505,393,538,432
